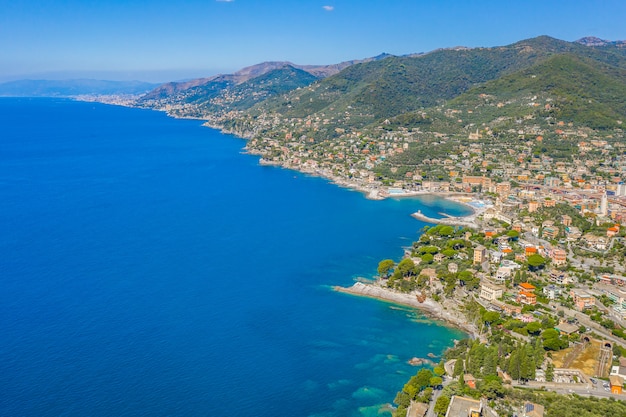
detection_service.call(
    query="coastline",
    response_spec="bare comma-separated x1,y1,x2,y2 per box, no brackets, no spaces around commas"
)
94,99,485,222
334,281,479,339
99,99,482,337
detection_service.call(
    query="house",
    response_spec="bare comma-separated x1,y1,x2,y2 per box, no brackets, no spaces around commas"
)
609,375,624,395
492,300,522,315
518,291,537,305
607,225,620,237
480,281,505,301
543,284,561,300
473,245,487,265
528,201,540,213
542,226,559,240
610,357,626,380
463,374,476,389
607,289,626,319
495,266,512,283
518,283,537,305
407,400,429,417
570,289,595,311
549,270,571,285
525,246,538,257
445,396,482,417
550,248,567,266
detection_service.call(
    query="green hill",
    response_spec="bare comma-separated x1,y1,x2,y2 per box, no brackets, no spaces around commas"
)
250,36,626,133
448,53,626,130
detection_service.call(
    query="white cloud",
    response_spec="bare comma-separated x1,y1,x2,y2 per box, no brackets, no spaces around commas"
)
322,5,334,11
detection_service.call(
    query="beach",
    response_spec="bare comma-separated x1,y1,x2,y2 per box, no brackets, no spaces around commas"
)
334,281,479,339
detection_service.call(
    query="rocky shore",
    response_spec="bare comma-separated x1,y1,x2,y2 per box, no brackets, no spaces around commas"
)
334,282,479,339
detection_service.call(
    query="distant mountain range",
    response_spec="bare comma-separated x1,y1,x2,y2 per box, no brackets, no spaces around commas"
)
134,35,626,141
0,79,160,97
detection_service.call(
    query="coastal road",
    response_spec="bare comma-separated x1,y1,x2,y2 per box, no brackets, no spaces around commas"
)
512,381,623,400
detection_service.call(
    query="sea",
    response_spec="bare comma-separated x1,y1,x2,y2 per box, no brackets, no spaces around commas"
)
0,98,470,417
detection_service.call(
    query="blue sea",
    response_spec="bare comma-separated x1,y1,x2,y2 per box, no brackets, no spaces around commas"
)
0,98,469,417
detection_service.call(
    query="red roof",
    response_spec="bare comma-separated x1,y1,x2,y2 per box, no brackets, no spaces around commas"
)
519,282,536,290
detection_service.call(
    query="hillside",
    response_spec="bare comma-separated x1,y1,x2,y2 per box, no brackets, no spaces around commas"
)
448,53,626,130
135,35,626,186
138,54,392,105
248,36,626,130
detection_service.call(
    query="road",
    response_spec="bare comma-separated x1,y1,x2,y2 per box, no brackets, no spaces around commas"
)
425,377,451,417
513,380,623,400
550,303,626,349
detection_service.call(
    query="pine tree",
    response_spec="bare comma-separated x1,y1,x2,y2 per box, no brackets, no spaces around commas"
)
453,358,464,377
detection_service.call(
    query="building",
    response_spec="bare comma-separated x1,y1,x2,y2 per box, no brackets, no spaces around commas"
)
562,215,572,226
609,375,624,395
549,270,570,285
542,226,559,240
518,282,537,305
473,245,487,265
528,201,540,213
550,248,567,266
480,281,505,301
407,400,429,417
445,396,482,417
599,192,608,216
496,182,511,196
610,357,626,380
463,374,477,389
570,289,595,311
543,284,562,300
607,289,626,319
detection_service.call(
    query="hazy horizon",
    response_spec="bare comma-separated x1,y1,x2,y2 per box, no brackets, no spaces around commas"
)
2,0,626,83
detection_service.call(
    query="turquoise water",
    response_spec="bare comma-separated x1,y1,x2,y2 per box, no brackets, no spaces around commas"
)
0,98,468,416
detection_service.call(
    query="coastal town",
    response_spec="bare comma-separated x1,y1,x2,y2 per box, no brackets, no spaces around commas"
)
131,86,626,417
91,38,626,417
335,160,626,416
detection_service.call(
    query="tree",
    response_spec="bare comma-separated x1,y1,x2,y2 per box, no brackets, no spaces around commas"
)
421,253,434,264
542,328,567,351
434,396,451,417
482,311,501,325
453,358,465,377
415,368,434,390
507,230,520,239
546,362,555,382
481,379,505,399
377,259,395,278
526,322,542,336
397,258,416,277
527,254,547,271
429,376,443,387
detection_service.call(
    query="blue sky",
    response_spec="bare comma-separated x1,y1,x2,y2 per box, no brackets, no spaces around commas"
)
1,0,625,82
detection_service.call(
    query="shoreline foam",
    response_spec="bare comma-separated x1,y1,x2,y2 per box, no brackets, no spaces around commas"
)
334,282,479,339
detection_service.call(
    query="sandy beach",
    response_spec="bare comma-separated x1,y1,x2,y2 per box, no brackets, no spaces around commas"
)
334,282,479,338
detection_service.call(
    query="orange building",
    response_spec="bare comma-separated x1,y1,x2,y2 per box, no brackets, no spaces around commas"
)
610,375,624,395
518,283,537,305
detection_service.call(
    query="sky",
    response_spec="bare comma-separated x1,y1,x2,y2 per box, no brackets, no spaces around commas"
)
1,0,626,82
